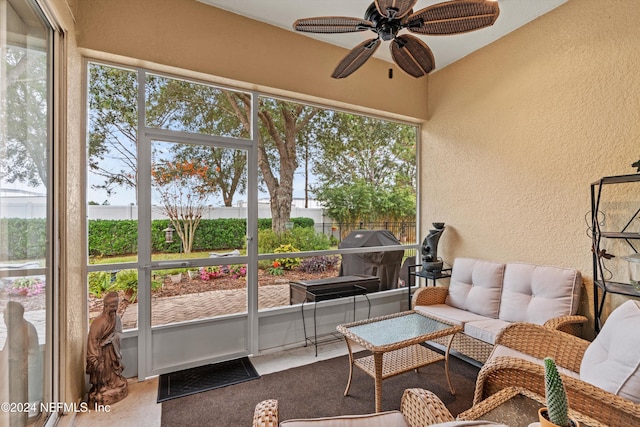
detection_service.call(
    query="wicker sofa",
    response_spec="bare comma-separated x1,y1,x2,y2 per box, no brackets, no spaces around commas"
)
474,300,640,426
252,388,505,427
412,258,586,363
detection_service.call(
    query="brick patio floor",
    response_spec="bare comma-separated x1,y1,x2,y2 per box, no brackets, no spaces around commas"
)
120,284,290,329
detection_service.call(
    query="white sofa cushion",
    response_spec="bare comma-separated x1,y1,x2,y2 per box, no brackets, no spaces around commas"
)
488,345,580,379
580,300,640,403
414,304,491,327
446,258,505,319
498,262,582,324
280,410,408,426
464,319,511,345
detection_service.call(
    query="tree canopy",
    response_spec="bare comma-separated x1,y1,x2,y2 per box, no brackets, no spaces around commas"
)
311,113,416,223
1,47,48,188
86,63,417,233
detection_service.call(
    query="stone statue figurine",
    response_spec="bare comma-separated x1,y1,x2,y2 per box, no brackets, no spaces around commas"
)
421,223,446,272
86,292,128,406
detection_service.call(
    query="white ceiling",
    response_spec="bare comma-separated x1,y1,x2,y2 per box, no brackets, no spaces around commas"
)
198,0,566,73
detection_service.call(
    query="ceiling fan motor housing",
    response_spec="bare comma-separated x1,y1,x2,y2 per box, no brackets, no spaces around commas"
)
365,3,403,41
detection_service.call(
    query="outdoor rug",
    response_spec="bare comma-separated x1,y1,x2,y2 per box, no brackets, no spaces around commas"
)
157,356,260,403
161,350,479,426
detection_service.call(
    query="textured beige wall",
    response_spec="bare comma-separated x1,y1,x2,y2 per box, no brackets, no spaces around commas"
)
49,0,87,409
74,0,428,121
423,0,640,336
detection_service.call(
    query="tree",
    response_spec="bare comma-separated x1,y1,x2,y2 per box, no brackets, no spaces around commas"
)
173,145,246,207
315,180,415,224
312,113,417,223
151,156,211,254
88,65,248,205
170,89,250,207
258,98,320,233
1,47,48,188
87,65,415,234
88,65,139,197
224,94,321,232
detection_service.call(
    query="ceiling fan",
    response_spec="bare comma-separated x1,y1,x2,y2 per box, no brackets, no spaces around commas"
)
293,0,500,79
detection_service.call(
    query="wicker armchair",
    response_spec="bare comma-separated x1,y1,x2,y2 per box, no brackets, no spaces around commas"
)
474,323,640,427
252,388,456,427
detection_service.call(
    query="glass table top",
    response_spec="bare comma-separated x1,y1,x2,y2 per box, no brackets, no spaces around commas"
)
344,312,455,347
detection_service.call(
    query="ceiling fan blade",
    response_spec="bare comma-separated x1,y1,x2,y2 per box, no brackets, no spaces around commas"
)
390,34,435,77
406,0,500,35
332,38,381,79
374,0,419,19
293,16,373,34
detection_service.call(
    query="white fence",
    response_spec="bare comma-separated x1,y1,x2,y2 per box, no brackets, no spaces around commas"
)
1,196,330,224
0,196,47,218
88,205,329,223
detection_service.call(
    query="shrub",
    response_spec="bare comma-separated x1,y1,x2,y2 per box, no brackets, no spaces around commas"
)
273,244,301,270
0,218,46,260
257,229,283,254
200,266,223,281
110,269,139,302
258,227,330,254
88,220,137,256
298,256,340,273
225,264,247,279
8,277,45,297
88,271,112,298
267,261,284,276
287,227,331,252
199,264,247,280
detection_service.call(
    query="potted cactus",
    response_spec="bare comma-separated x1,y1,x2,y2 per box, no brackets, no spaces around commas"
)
539,357,579,427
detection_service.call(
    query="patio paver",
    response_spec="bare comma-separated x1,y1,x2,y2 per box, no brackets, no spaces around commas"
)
120,284,290,328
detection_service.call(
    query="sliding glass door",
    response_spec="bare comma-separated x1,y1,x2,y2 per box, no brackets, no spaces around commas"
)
1,0,55,424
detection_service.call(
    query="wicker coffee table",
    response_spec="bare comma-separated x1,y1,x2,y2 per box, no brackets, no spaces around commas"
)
337,310,461,412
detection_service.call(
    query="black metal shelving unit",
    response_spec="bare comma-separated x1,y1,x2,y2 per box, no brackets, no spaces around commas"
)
591,173,640,332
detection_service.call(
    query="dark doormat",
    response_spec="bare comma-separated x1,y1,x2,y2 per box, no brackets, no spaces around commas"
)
157,357,260,403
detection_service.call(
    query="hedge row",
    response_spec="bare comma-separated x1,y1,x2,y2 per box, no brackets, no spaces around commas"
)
0,217,316,259
0,218,47,260
89,217,315,257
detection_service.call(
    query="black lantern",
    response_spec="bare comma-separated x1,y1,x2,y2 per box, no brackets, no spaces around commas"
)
163,226,174,243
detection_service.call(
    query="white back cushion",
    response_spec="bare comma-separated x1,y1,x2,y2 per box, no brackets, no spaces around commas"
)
498,262,582,324
446,258,505,318
580,300,640,403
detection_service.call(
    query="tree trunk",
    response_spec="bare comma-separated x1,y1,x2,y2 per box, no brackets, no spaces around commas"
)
271,185,293,233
